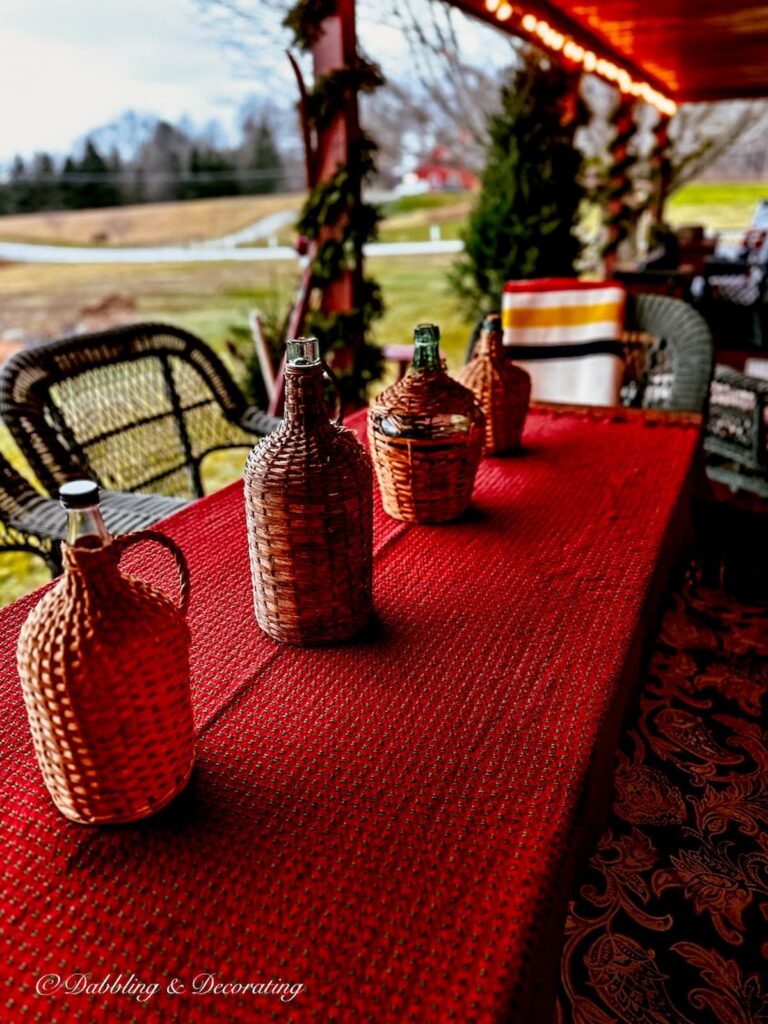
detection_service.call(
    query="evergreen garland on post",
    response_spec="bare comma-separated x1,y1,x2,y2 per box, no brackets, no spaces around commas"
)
284,0,385,405
449,59,587,320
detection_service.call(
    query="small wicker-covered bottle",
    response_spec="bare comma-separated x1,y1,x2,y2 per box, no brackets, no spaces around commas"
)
456,313,531,455
368,323,485,523
244,337,373,645
17,481,195,825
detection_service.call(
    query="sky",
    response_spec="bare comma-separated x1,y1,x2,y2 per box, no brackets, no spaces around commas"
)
0,0,511,165
0,0,263,162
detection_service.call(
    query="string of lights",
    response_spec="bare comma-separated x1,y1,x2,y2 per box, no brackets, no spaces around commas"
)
482,0,678,116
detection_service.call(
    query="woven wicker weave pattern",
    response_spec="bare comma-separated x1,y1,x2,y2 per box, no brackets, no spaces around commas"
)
455,321,530,455
244,363,373,645
0,323,280,502
368,370,485,523
16,533,195,824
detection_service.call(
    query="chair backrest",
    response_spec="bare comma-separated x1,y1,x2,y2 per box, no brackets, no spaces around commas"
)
501,278,627,406
625,293,713,413
0,449,47,526
0,447,62,571
0,323,258,500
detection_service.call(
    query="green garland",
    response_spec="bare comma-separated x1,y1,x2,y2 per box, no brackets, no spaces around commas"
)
284,0,385,405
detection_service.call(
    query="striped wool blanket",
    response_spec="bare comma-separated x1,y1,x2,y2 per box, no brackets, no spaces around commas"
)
502,279,627,406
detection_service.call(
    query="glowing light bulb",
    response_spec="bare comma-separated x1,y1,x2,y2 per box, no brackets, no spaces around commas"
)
485,0,500,11
522,13,537,31
496,2,513,20
583,51,597,71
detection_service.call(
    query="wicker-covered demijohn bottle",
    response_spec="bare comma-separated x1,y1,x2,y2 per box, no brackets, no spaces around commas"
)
368,323,485,523
244,337,373,645
16,481,195,825
456,313,531,455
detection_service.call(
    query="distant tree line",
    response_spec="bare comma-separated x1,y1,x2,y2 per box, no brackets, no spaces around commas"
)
0,113,286,214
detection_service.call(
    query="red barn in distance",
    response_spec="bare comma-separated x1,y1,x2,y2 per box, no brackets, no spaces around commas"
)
409,146,478,192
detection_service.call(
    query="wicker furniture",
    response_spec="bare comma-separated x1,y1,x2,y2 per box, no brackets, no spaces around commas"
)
0,407,700,1022
467,293,713,414
18,526,194,824
455,313,530,454
0,450,183,574
623,293,714,413
369,324,484,523
244,340,373,645
705,365,768,469
0,323,281,501
704,365,768,496
698,227,768,348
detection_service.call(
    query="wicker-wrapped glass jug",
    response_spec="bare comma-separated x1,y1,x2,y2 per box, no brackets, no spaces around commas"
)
455,313,531,455
16,481,195,825
244,337,373,645
368,322,485,523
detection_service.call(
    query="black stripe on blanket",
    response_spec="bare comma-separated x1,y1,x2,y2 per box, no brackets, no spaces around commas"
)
504,340,625,360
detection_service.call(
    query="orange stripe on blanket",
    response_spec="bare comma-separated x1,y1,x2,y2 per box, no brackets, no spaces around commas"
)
502,302,622,330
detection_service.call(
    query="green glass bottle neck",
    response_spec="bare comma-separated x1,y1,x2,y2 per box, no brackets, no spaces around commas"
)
412,339,441,371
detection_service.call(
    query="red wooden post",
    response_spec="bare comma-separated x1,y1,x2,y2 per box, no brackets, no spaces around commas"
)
311,0,361,378
268,0,363,416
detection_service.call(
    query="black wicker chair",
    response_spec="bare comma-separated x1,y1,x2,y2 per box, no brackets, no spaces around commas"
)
466,292,713,413
0,450,184,574
0,323,281,502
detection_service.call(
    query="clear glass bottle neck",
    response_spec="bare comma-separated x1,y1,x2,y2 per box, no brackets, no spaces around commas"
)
66,505,112,548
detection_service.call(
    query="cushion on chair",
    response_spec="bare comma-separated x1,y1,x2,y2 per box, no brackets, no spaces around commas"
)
502,279,627,406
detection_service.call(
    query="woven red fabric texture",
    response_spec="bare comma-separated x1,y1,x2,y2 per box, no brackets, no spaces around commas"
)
0,408,699,1023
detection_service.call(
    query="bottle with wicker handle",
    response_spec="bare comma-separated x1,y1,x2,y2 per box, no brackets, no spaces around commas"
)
16,481,195,825
244,337,373,645
368,323,485,523
455,313,531,455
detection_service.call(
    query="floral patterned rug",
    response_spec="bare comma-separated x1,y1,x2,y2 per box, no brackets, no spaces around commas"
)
557,576,768,1024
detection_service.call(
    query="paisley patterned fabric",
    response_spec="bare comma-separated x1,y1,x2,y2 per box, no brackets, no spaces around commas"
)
558,578,768,1024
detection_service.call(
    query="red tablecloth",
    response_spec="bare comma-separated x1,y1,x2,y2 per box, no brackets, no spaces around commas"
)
0,408,699,1023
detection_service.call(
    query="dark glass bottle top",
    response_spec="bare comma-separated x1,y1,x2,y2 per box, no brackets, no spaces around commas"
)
59,480,100,509
414,323,440,344
412,323,441,371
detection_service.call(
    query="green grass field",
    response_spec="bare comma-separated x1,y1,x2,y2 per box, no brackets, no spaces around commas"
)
666,181,767,230
0,253,470,607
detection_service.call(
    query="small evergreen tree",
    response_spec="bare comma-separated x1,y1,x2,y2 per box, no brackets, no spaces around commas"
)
75,139,121,208
58,156,81,209
7,156,35,213
449,58,587,319
240,114,283,195
28,152,61,211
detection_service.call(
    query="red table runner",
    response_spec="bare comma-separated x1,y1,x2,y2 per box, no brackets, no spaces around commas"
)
0,408,699,1022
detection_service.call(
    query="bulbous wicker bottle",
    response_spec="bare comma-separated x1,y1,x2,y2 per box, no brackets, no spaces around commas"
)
244,337,373,645
455,313,531,455
17,481,195,825
368,322,485,523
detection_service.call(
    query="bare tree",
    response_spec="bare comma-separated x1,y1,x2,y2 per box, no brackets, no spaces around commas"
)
193,0,767,194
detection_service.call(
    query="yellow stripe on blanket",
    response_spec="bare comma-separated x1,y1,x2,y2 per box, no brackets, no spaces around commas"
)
502,302,621,330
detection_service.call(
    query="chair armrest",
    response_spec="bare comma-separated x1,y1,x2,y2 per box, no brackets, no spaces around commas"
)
237,406,283,436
